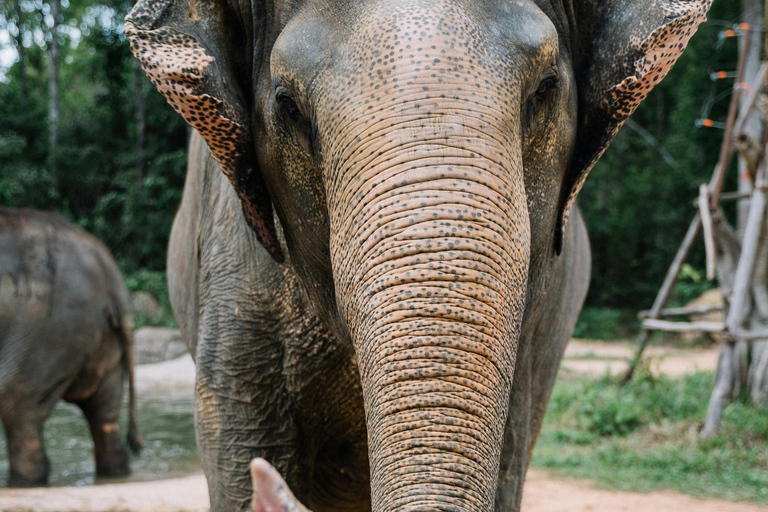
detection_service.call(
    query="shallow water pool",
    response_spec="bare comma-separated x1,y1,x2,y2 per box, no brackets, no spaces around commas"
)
0,390,200,487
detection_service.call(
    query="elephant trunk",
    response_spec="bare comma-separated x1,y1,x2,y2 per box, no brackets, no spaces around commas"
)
330,145,530,511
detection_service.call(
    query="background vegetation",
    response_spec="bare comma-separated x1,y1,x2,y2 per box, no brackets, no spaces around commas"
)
0,1,743,327
532,369,768,503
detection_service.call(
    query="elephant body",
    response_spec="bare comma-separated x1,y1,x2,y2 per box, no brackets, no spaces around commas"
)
0,208,140,486
171,130,589,511
128,0,712,510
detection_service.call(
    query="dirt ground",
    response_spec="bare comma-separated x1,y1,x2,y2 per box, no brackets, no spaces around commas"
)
3,469,763,512
561,338,720,377
1,338,756,512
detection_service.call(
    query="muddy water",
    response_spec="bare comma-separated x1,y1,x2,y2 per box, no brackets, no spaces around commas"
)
0,392,199,487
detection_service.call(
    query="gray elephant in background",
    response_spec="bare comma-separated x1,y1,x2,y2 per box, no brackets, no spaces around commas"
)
0,208,141,487
126,0,712,510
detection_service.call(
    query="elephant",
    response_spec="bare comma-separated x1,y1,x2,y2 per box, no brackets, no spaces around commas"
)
0,208,141,486
126,0,711,510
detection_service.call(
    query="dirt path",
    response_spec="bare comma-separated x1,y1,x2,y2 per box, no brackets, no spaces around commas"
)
1,340,754,512
562,339,720,377
0,474,208,512
2,470,764,512
523,470,766,512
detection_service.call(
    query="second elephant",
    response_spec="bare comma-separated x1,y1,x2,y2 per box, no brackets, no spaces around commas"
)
0,208,141,486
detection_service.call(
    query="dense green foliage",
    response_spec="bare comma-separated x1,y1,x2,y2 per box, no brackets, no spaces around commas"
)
532,370,768,503
0,0,187,276
580,0,741,308
0,0,744,316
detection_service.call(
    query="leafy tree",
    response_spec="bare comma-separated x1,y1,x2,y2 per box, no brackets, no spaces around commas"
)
0,0,187,275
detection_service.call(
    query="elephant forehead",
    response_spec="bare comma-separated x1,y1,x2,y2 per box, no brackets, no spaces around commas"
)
306,1,556,140
334,0,555,86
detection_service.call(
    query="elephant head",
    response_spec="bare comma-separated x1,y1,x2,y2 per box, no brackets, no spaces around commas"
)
126,0,710,510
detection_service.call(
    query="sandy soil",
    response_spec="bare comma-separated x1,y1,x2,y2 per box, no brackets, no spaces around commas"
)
134,354,196,394
562,339,720,377
3,469,764,512
522,470,766,512
0,340,754,512
0,474,208,512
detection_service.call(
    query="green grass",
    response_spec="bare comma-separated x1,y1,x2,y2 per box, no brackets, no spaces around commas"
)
531,369,768,504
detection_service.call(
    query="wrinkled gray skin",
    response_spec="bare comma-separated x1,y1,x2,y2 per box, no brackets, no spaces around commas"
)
172,133,588,511
0,208,141,487
127,0,709,510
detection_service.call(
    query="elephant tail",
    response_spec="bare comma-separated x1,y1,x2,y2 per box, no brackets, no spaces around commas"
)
122,314,143,454
113,309,143,455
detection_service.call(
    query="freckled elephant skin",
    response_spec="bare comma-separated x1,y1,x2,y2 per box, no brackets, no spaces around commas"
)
0,208,141,487
131,0,711,511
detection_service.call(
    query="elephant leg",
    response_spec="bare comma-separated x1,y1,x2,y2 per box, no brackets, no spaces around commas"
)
3,417,50,487
0,374,66,487
496,211,591,511
75,367,130,478
195,332,302,512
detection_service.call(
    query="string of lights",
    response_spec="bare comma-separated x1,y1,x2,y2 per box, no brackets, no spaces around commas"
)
697,21,763,129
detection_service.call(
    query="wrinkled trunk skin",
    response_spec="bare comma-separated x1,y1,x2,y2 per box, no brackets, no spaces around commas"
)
317,5,530,509
333,176,528,511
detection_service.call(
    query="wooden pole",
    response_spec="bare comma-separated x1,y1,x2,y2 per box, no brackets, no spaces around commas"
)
699,184,717,279
622,214,702,384
702,157,768,438
733,63,767,138
709,34,752,209
641,319,768,341
635,23,758,385
641,319,724,333
637,304,724,318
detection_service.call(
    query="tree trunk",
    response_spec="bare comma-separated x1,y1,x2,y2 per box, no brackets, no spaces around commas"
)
48,0,60,177
14,0,28,99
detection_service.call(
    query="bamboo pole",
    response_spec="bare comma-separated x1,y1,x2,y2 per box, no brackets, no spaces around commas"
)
633,32,757,384
733,62,767,138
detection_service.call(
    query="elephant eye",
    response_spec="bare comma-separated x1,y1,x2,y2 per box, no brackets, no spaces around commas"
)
522,72,559,150
276,93,303,119
534,76,557,103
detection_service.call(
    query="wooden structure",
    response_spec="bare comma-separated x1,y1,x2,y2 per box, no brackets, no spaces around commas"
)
623,15,767,438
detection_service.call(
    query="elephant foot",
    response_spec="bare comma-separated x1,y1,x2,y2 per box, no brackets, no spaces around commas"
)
8,470,48,488
250,458,312,512
95,463,130,479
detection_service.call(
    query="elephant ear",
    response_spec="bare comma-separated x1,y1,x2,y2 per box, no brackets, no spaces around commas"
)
556,0,713,253
125,0,284,262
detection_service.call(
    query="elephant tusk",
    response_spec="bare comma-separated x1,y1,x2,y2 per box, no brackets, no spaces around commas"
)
250,458,313,512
